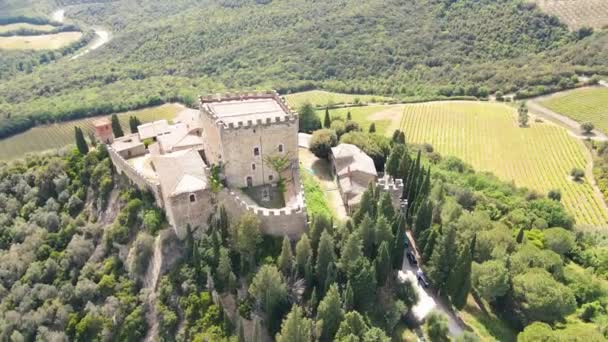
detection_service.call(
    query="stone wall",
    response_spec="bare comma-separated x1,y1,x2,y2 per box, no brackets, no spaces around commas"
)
108,146,164,208
165,189,216,240
376,176,405,211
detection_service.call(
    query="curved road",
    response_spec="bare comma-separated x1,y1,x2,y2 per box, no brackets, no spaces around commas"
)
51,8,111,60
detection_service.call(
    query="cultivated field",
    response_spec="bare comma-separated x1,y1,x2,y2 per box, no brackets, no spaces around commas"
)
0,22,55,33
534,0,608,30
400,101,608,227
0,104,184,160
286,90,394,109
0,31,82,50
540,87,608,134
317,105,404,135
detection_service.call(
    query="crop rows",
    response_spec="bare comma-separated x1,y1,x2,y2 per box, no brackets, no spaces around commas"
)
0,104,183,160
541,87,608,134
400,101,608,227
534,0,608,29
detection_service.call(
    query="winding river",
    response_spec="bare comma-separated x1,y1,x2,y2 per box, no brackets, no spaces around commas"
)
51,8,111,59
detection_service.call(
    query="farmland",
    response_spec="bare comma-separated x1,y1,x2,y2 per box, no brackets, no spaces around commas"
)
285,90,394,109
0,31,82,50
399,101,608,227
534,0,608,30
540,87,608,133
318,104,404,136
0,104,184,160
0,23,55,34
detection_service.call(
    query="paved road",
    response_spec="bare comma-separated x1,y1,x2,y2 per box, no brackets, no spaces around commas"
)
398,252,464,337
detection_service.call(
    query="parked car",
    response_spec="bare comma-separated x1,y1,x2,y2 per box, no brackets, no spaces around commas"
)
416,268,430,288
406,251,418,266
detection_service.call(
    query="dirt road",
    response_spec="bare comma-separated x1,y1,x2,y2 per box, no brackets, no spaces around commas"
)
52,8,111,60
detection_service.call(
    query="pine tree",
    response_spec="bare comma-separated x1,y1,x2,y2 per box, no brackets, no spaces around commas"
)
276,305,312,342
343,281,354,311
278,236,294,277
324,107,331,128
74,127,89,155
378,192,395,221
368,123,376,133
316,231,335,294
428,224,457,295
385,145,404,179
111,114,124,138
129,116,142,133
296,234,312,278
339,232,363,277
449,234,475,310
358,215,375,258
392,214,406,269
317,283,344,341
375,242,391,286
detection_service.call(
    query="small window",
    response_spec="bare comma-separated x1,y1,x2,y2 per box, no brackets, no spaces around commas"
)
252,163,256,170
269,175,274,181
278,144,284,153
189,194,196,202
254,147,260,156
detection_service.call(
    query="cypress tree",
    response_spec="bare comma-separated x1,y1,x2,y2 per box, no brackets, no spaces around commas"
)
310,215,331,253
278,236,294,277
392,214,406,269
398,131,406,145
129,116,142,133
316,231,336,294
428,224,457,295
347,111,352,121
375,242,391,286
391,130,401,144
374,215,393,253
385,145,404,179
450,234,475,310
324,262,337,295
309,287,319,316
74,127,89,155
276,305,312,342
351,258,377,312
378,192,395,221
111,114,124,138
343,281,354,311
421,227,438,264
295,234,312,278
324,107,331,128
339,232,363,277
398,149,411,181
358,215,375,258
516,228,525,244
368,123,376,133
414,200,433,238
317,283,344,342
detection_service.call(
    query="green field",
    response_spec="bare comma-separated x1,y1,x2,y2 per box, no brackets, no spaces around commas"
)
317,104,404,135
398,101,608,227
540,87,608,134
0,31,82,50
0,104,184,160
0,22,55,33
286,90,394,109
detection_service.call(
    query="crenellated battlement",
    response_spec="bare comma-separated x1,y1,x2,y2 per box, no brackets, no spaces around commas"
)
377,177,404,192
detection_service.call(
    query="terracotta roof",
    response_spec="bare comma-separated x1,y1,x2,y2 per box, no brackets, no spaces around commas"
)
152,149,208,197
331,144,377,176
93,117,111,127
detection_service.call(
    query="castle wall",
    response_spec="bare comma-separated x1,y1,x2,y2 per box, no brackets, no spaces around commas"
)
165,189,215,239
376,177,404,211
107,146,164,208
220,119,298,188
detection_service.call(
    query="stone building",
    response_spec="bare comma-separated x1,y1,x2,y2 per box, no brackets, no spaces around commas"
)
330,143,378,213
100,91,307,240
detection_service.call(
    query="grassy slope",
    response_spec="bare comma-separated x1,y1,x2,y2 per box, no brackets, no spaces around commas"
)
396,101,607,226
540,87,608,133
285,90,393,109
3,0,604,138
0,104,183,160
0,23,55,33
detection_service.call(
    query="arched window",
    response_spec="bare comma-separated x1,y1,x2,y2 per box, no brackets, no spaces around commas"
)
246,176,253,187
252,163,256,170
253,147,260,156
189,194,196,202
269,175,274,181
278,144,284,153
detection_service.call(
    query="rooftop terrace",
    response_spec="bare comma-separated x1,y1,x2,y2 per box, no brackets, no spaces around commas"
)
200,91,294,126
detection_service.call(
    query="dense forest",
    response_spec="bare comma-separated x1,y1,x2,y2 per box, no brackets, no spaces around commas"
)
1,0,608,138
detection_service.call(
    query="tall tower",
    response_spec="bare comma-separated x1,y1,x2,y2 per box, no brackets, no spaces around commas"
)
93,118,114,144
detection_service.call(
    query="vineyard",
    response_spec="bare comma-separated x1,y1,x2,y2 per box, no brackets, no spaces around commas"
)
286,90,393,109
0,104,183,160
540,87,608,134
400,101,608,227
534,0,608,29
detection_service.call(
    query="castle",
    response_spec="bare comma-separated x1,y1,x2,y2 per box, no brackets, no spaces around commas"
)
94,91,308,240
